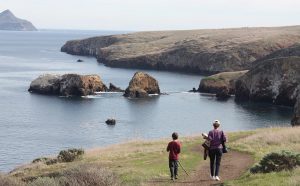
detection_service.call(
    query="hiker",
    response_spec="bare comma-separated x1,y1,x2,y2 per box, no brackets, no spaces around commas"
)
166,132,181,181
208,120,226,181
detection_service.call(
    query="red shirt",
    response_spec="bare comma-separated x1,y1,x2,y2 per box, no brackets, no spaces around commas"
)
167,140,181,160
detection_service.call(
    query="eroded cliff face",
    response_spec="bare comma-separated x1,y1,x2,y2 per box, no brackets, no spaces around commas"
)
61,26,300,74
198,70,248,94
235,57,300,106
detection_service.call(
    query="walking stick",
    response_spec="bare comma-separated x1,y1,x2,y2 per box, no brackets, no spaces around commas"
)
178,161,189,176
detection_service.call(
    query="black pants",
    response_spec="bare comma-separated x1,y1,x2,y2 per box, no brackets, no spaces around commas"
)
169,159,178,178
209,148,222,176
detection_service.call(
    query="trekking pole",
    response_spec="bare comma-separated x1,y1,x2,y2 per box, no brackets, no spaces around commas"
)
178,161,189,176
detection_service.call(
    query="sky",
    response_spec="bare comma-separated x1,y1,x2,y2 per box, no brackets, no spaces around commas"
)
1,0,299,31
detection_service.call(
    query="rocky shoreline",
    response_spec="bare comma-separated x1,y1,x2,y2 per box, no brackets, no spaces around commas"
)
61,26,300,75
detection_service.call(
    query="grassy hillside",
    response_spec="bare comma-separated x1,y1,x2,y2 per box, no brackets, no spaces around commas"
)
3,127,300,186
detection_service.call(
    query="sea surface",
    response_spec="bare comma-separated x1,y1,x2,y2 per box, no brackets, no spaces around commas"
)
0,30,293,172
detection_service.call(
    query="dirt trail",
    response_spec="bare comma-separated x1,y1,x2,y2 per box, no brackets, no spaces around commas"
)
147,150,254,186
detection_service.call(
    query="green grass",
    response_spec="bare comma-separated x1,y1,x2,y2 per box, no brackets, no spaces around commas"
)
8,127,300,186
226,127,300,186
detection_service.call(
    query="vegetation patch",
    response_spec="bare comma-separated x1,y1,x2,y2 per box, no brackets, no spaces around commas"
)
250,151,300,173
57,148,84,163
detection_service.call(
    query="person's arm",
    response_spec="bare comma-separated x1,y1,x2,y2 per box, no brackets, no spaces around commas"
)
167,143,170,152
177,142,181,154
222,131,227,143
208,131,213,141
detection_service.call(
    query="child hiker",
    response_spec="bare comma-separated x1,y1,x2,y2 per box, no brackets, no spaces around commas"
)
166,132,181,181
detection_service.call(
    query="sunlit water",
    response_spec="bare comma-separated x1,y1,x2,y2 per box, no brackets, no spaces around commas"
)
0,30,293,172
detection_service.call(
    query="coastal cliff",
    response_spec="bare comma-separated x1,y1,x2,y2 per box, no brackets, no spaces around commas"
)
61,26,300,74
0,9,37,31
235,44,300,106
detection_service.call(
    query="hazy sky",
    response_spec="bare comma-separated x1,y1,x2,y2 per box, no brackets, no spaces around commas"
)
1,0,299,31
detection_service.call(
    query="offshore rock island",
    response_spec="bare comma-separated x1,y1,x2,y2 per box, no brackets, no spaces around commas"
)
61,26,300,74
0,9,37,31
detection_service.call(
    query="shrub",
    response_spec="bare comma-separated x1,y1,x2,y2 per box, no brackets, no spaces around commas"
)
57,148,84,163
250,151,300,173
0,174,24,186
27,177,60,186
32,157,58,165
59,164,119,186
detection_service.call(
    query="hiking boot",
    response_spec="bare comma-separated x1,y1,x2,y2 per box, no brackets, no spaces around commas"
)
210,176,215,180
215,176,220,181
171,177,175,181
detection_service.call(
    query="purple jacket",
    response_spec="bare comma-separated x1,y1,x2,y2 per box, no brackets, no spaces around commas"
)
208,129,226,150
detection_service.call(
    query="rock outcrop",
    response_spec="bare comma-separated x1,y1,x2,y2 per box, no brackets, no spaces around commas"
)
0,9,37,31
108,83,124,92
61,26,300,74
124,72,160,98
29,74,107,96
235,56,300,106
198,70,248,95
292,95,300,126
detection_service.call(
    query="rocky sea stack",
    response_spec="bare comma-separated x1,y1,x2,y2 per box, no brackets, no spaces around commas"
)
0,9,37,31
235,44,300,106
28,74,107,96
61,26,300,74
124,72,160,98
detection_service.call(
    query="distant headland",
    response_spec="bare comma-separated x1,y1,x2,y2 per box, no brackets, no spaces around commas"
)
0,9,37,31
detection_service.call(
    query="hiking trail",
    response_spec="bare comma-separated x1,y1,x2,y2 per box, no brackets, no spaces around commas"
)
147,150,254,186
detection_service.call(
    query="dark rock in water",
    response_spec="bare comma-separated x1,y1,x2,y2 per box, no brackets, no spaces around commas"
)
235,44,300,106
216,87,231,100
28,74,61,95
61,26,300,74
188,87,197,93
292,95,300,126
198,71,248,95
124,72,160,98
29,74,107,96
106,119,116,125
77,59,84,62
108,83,124,92
0,9,37,31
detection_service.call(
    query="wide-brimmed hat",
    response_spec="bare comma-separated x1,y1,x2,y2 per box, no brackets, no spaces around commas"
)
202,133,208,138
213,120,221,127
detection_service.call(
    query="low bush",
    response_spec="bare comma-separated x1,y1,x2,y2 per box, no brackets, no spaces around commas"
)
250,151,300,173
59,164,119,186
57,148,84,163
0,174,24,186
32,157,57,165
27,177,60,186
27,164,119,186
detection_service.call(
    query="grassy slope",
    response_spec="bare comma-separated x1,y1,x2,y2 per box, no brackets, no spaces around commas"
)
10,127,300,186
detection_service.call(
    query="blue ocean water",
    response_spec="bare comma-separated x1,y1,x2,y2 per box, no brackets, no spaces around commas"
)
0,30,293,172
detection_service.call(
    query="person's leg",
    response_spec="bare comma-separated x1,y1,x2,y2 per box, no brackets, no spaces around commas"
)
169,160,175,179
209,150,216,177
174,160,178,179
215,149,223,177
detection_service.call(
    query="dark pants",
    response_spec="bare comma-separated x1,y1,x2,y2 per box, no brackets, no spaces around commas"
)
209,148,222,176
169,159,178,178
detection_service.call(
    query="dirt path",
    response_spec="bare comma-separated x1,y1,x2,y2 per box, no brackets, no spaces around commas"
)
147,150,254,186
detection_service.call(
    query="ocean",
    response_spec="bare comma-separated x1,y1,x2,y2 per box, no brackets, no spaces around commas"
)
0,30,293,172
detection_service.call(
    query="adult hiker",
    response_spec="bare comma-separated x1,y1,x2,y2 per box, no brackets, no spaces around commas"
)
208,120,227,181
166,132,181,181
